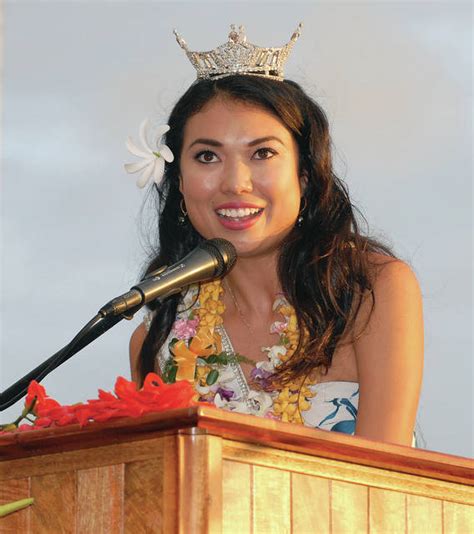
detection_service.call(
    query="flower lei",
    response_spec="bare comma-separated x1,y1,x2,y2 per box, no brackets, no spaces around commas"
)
163,280,319,424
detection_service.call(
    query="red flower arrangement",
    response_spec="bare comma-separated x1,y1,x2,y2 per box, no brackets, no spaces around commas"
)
0,374,198,433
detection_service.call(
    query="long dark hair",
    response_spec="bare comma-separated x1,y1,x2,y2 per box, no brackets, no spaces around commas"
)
138,75,396,385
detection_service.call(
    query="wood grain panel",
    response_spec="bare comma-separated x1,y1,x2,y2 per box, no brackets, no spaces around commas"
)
443,501,474,532
253,465,290,534
77,464,124,533
124,458,166,533
407,494,442,533
176,432,223,533
161,436,179,534
291,473,330,534
0,435,168,481
331,481,368,533
369,488,406,533
0,411,199,462
196,407,473,485
30,471,76,534
0,478,30,533
224,441,473,505
222,460,251,534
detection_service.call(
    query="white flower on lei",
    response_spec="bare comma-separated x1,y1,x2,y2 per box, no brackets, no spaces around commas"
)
270,320,287,334
214,366,236,384
272,295,289,312
124,119,174,188
255,360,275,373
262,345,287,367
214,389,273,417
196,384,211,395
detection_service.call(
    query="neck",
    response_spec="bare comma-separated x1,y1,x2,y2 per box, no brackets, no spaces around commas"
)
223,253,281,317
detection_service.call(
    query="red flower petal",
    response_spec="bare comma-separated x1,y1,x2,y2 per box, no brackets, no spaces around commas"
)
11,373,201,433
25,381,48,411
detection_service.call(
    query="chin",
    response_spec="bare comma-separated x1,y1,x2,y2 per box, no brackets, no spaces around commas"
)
194,224,293,259
225,237,282,260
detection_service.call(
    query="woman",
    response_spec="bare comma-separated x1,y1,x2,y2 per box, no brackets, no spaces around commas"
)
129,73,423,447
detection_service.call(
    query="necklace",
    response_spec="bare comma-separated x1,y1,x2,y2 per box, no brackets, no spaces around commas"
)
168,280,318,424
224,279,255,335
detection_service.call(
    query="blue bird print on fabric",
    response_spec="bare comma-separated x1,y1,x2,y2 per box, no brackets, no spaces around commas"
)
319,388,359,435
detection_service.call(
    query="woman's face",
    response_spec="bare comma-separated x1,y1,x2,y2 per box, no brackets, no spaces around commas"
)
179,97,304,258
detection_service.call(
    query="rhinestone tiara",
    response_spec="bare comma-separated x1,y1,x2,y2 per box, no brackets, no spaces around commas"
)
173,23,302,81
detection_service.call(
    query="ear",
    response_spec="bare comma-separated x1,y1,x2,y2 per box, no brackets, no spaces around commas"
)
178,175,183,194
299,171,308,194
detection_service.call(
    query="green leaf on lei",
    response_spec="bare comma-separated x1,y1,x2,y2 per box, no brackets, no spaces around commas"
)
231,353,256,366
163,359,178,383
206,369,219,385
199,352,256,367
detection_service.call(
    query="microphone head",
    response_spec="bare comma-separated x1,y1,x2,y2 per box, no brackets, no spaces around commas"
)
200,238,237,277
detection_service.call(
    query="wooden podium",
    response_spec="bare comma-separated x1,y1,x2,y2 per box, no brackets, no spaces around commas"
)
0,406,472,533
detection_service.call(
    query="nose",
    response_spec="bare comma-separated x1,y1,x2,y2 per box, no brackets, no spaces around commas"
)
221,158,253,194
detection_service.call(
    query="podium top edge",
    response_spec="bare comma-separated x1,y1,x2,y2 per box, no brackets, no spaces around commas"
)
0,405,472,487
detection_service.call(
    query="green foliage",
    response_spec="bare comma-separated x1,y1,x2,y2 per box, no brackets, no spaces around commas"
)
201,352,255,367
206,369,219,385
162,359,178,383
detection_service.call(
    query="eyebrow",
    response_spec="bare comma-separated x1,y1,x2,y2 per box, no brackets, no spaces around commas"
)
187,136,285,150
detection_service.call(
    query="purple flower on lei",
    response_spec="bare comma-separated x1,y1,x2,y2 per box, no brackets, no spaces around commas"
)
250,366,274,390
215,387,235,401
172,317,199,340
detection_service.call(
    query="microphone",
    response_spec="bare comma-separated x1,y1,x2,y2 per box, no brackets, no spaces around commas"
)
99,238,237,317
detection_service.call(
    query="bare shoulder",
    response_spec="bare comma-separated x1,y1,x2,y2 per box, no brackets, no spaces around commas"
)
367,252,422,295
353,252,423,341
352,252,424,444
351,253,422,337
130,322,148,351
129,322,148,383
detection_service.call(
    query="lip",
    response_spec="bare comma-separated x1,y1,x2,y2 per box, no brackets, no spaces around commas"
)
216,210,264,230
214,201,265,210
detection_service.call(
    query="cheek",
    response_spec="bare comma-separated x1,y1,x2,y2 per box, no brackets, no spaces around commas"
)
180,177,213,202
179,162,220,201
261,172,301,205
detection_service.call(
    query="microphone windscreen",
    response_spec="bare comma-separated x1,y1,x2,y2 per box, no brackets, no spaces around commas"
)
201,238,237,277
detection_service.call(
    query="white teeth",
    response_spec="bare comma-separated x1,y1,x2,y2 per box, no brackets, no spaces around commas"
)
216,207,262,218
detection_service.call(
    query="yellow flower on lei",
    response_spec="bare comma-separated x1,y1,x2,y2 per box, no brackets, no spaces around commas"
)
195,280,225,330
270,299,317,423
171,281,224,381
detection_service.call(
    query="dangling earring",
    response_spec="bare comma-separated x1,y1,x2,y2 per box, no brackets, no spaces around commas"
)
296,196,307,227
178,198,188,226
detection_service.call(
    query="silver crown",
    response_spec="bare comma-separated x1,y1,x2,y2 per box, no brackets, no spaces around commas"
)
173,23,302,81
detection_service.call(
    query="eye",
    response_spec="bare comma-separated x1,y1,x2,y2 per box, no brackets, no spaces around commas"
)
253,147,277,160
195,150,219,163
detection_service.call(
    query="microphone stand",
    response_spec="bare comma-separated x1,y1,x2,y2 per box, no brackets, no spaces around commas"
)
0,305,142,412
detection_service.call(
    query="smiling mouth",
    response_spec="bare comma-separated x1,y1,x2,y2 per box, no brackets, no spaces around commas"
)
216,207,264,221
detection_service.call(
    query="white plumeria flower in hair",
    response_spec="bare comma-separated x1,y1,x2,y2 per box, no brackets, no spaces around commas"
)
124,119,174,188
